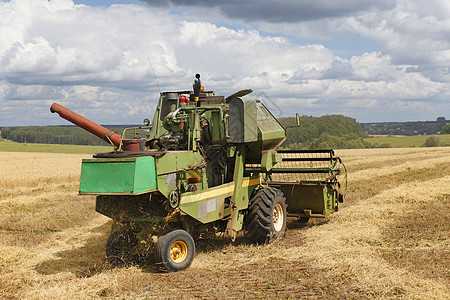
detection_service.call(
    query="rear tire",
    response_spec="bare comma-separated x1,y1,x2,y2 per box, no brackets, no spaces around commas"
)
155,229,195,272
245,187,287,244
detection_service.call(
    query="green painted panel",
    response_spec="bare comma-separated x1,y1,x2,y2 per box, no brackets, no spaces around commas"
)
256,102,285,148
276,184,328,217
210,110,223,142
79,156,157,195
134,157,158,193
179,181,234,224
273,183,339,218
156,151,204,175
179,176,260,224
155,151,205,198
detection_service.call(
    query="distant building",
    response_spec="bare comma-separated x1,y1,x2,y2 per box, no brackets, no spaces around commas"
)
361,117,449,136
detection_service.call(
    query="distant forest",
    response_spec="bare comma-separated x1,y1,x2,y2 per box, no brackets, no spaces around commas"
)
1,115,370,150
1,116,448,150
278,115,370,149
0,126,130,146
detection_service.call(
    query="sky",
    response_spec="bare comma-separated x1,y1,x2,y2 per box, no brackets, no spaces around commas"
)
0,0,449,126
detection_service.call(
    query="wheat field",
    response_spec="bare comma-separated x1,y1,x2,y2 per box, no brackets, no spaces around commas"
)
0,148,449,299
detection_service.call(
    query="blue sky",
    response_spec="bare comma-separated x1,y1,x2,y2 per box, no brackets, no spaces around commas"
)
0,0,448,126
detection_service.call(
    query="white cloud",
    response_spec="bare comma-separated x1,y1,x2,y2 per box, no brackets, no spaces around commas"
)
255,1,450,82
0,0,448,126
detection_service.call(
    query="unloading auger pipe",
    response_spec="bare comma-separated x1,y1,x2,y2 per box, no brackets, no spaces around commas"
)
50,103,122,147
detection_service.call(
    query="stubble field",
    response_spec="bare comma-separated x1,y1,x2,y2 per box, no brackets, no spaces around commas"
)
0,147,449,299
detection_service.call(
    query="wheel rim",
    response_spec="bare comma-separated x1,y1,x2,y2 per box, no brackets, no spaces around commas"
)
170,240,188,263
273,203,284,232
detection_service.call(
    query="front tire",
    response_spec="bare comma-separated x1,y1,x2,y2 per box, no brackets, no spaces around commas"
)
155,229,195,272
245,187,287,244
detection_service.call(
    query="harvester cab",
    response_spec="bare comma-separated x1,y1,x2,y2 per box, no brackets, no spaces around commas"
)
50,74,346,272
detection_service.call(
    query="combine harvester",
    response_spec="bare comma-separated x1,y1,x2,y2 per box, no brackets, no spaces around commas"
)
51,74,346,271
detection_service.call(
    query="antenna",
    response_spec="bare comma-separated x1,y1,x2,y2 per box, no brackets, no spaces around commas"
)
147,58,161,94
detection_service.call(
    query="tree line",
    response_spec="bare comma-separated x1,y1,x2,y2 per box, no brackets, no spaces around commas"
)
0,126,126,146
0,115,390,150
277,115,373,149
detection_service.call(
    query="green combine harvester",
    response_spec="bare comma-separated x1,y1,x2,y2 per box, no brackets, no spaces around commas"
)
51,74,346,272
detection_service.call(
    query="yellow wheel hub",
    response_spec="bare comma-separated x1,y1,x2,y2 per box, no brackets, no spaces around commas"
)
170,240,188,263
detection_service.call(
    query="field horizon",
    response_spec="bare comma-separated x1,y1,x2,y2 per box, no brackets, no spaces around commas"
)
365,134,450,148
0,139,112,154
2,135,450,154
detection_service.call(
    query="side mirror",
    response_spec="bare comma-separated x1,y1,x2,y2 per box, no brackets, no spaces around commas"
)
143,118,150,126
284,113,301,130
